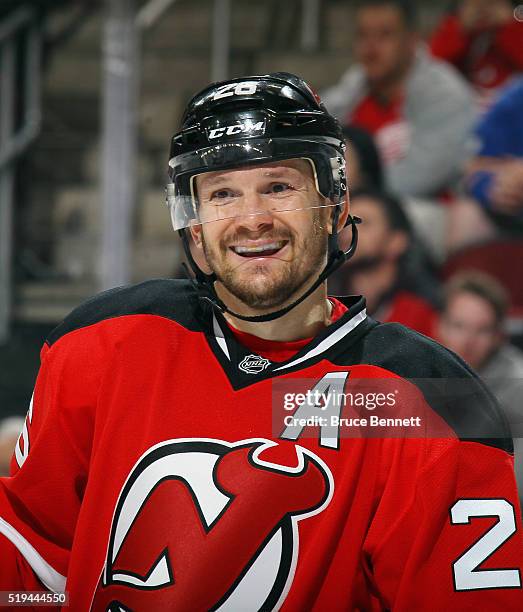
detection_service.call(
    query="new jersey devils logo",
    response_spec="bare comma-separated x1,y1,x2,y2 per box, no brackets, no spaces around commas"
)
91,438,333,611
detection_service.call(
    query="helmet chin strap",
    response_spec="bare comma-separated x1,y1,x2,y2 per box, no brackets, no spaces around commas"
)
180,209,360,324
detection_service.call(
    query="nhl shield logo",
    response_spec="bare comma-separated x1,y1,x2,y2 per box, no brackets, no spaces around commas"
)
239,354,271,374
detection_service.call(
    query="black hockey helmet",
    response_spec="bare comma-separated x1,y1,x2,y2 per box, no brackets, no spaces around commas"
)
167,72,359,322
167,72,347,229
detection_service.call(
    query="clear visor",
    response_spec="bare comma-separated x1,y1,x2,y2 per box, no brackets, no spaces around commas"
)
167,140,343,230
167,191,336,231
184,204,334,275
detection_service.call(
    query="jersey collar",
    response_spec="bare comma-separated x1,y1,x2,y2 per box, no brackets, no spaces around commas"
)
206,295,373,389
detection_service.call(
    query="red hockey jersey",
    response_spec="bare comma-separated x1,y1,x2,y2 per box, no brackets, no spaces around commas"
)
430,14,523,96
0,280,522,610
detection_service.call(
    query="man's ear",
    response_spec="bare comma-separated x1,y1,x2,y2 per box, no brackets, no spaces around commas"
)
190,224,204,249
328,194,350,234
188,225,213,274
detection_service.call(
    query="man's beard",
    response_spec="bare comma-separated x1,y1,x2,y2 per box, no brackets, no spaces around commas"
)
201,215,327,310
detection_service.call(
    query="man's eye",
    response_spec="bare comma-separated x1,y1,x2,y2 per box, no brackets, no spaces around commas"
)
211,189,234,200
268,183,292,194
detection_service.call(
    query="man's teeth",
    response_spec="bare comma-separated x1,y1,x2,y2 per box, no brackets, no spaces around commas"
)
233,242,284,254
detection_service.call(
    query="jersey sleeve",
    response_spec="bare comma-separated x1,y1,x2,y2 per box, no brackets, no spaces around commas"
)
356,324,523,608
363,399,523,608
0,339,95,592
365,437,523,609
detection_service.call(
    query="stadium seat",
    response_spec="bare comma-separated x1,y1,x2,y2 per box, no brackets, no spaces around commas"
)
442,240,523,311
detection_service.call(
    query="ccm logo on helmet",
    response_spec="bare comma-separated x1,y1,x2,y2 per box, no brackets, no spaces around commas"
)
207,120,266,140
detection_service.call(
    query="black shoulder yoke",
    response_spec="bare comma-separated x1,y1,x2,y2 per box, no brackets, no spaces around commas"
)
334,321,514,454
46,279,204,347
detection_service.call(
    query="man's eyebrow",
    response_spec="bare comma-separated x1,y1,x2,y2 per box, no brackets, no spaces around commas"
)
261,168,301,179
198,174,229,189
199,167,301,189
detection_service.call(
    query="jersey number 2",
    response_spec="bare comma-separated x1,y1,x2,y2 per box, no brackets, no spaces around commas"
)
450,498,521,590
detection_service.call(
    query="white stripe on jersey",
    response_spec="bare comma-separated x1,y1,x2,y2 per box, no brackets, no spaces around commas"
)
0,516,66,592
274,309,367,372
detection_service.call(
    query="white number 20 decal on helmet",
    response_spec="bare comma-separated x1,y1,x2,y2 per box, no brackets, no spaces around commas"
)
213,82,258,101
450,498,521,590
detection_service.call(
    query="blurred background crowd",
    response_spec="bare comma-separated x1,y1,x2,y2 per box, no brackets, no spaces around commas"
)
0,0,522,477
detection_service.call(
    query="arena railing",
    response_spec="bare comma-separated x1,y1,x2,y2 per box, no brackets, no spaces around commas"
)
0,6,42,344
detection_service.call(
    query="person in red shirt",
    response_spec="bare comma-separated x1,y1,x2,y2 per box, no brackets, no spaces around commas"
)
332,188,439,338
321,0,474,199
332,0,417,168
430,0,523,110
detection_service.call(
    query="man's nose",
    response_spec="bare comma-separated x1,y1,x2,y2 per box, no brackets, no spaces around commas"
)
234,193,274,231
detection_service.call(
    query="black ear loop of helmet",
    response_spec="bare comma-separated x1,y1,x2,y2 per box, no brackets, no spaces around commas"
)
179,203,361,323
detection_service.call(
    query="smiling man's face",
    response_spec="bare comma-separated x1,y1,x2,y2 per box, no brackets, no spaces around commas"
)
190,159,332,310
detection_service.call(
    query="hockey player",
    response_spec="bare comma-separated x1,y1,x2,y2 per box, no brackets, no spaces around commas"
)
0,73,522,610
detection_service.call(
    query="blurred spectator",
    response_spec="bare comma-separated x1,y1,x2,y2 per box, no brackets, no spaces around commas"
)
437,272,523,500
343,125,385,190
430,0,523,111
342,124,446,262
0,417,23,478
438,272,523,411
332,188,439,337
321,0,474,199
466,77,523,236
